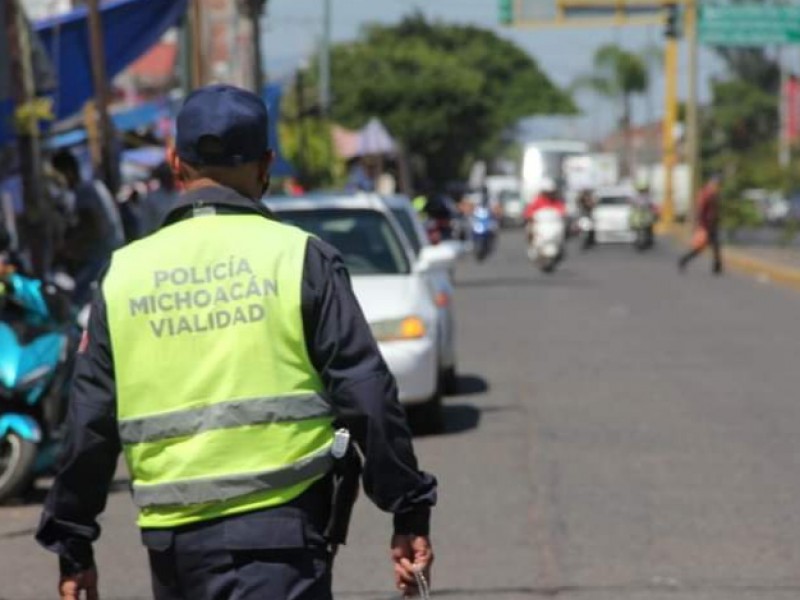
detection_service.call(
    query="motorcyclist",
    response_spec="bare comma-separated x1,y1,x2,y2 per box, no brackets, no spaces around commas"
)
524,177,566,245
576,189,596,249
524,178,567,221
632,182,657,214
577,189,595,216
630,182,658,249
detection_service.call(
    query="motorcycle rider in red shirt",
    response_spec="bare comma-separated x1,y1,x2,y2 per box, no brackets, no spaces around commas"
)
524,178,566,244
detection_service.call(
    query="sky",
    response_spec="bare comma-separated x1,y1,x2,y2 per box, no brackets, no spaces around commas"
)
261,0,730,139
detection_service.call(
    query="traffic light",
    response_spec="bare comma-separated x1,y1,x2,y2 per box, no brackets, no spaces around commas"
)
664,4,681,39
498,0,514,25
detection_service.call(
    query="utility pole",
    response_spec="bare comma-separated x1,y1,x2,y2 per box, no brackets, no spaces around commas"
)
685,0,701,223
86,0,116,193
242,0,267,93
4,0,50,277
319,0,331,116
189,0,205,88
661,2,681,226
295,65,307,184
779,47,791,169
178,14,193,96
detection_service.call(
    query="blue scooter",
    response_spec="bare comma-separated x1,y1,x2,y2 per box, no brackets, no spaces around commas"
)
470,204,498,262
0,271,76,502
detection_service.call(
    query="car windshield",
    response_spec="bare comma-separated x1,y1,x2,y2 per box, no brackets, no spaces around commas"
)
598,196,631,206
278,209,411,275
499,190,520,203
390,208,423,256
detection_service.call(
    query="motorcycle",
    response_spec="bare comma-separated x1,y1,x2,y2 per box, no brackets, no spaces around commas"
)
576,214,595,250
527,208,566,273
630,204,656,251
0,270,78,503
470,204,498,262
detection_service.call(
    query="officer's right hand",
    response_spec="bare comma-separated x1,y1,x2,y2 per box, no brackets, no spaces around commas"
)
391,534,434,597
59,567,99,600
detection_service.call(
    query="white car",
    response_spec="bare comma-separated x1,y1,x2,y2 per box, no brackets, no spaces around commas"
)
499,189,525,226
593,187,636,244
381,194,459,393
266,194,454,431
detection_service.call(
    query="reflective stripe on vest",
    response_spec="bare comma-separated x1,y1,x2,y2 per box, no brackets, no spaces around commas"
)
118,393,332,445
133,444,335,507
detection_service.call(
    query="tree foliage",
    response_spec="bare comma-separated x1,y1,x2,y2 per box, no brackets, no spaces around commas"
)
278,117,345,190
707,79,777,154
327,14,574,184
701,0,782,182
573,44,651,129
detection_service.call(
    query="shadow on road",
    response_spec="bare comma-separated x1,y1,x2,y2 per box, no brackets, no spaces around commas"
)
450,374,488,396
442,404,481,435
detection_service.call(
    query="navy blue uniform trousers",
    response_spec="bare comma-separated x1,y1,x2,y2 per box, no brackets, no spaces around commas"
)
148,544,332,600
142,494,333,600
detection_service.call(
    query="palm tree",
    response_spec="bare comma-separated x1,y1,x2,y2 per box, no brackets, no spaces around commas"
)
574,44,651,176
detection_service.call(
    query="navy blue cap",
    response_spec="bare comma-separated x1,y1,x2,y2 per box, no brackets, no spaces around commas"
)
176,85,269,167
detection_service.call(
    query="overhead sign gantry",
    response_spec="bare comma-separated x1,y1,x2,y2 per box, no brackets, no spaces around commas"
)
499,0,695,224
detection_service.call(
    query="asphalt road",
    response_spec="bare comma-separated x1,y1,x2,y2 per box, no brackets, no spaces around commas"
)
2,230,800,599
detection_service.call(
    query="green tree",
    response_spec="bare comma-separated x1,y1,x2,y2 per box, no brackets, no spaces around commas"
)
574,44,650,129
573,44,651,173
325,14,574,184
708,79,777,154
279,71,345,189
700,0,783,181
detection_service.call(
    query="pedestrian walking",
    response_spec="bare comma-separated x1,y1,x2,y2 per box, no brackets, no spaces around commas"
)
679,175,723,275
36,85,436,600
139,162,178,236
51,149,125,303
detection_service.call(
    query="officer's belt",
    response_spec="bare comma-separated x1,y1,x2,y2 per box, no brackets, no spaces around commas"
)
132,444,335,507
118,393,332,445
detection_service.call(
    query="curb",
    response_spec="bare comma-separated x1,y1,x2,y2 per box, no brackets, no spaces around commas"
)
666,225,800,292
722,247,800,292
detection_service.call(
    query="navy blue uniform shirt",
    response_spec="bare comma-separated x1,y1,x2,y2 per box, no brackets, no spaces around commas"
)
36,186,437,575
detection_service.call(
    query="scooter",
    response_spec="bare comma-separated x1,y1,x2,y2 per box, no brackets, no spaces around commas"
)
527,208,567,274
630,205,656,251
577,215,595,250
0,270,78,503
470,204,498,262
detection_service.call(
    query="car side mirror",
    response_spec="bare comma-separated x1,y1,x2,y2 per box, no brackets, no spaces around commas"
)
417,244,457,273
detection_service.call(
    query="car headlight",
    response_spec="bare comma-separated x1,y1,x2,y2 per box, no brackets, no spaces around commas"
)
370,316,427,342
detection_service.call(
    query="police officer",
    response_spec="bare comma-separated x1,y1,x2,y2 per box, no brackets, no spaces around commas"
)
36,85,437,600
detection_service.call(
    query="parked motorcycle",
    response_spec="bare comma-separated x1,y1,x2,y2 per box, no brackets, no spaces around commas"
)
630,204,656,251
527,208,567,273
0,270,78,502
470,204,498,262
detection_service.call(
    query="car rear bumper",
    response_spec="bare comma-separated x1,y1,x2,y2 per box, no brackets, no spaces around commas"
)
596,229,636,243
378,337,438,405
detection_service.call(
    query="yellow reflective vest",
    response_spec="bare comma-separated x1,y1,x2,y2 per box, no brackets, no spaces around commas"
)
103,212,334,529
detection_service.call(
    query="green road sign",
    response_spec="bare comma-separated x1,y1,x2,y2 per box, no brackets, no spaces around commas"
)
498,0,514,25
699,4,800,46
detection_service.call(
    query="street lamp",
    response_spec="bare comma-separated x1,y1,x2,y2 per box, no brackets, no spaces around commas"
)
238,0,267,93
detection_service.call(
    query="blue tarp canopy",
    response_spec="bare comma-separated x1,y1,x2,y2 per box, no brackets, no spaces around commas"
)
46,87,293,176
46,100,174,149
0,0,187,145
36,0,188,120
